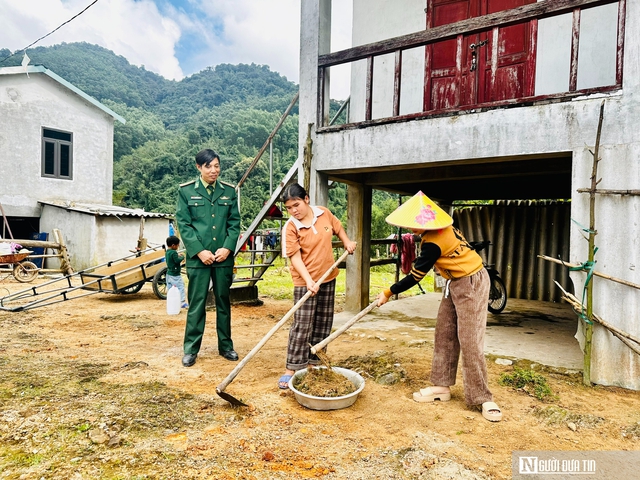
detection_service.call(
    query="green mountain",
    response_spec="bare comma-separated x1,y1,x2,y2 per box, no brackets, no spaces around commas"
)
1,42,298,127
1,43,171,108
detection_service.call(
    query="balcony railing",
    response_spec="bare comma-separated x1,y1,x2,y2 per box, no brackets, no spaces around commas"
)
317,0,626,130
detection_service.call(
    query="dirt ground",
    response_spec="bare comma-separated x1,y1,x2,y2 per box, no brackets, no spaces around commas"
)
1,277,640,479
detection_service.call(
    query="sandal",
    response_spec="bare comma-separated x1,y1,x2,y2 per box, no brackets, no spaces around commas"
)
278,374,293,390
412,387,451,403
482,401,502,422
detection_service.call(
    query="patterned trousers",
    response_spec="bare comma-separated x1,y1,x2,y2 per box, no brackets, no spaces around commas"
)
430,268,492,406
286,279,336,371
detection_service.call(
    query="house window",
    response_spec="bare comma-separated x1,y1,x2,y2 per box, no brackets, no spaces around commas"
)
41,128,73,179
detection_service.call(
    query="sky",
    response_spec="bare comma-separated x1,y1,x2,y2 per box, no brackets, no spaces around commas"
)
0,0,353,98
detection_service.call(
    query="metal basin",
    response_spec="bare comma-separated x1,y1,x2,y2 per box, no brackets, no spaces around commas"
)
289,366,365,411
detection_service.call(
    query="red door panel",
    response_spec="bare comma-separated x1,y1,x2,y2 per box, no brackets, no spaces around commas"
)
425,0,479,111
425,0,536,110
479,0,536,102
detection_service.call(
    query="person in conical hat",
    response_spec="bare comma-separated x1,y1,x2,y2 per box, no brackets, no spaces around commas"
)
384,191,453,230
377,191,502,422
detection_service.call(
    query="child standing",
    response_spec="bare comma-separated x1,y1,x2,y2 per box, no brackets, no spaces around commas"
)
165,236,188,309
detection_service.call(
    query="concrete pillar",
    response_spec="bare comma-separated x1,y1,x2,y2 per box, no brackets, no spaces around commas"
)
310,171,329,207
298,0,332,198
345,183,372,312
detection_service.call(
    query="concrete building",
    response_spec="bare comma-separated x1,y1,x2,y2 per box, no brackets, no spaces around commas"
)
298,0,638,388
0,65,170,268
39,202,171,271
0,65,124,223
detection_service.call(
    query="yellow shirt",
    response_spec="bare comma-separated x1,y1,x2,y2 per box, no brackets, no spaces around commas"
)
385,225,484,297
422,226,483,280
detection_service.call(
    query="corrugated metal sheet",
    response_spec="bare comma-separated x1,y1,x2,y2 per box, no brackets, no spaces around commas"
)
39,201,172,219
454,201,572,302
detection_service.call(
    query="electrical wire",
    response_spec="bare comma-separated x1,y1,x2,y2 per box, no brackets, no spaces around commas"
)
0,0,101,65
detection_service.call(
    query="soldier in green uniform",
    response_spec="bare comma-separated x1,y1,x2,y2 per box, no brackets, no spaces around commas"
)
175,149,241,367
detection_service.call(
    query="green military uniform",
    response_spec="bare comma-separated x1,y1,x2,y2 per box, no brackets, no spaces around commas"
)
175,177,240,355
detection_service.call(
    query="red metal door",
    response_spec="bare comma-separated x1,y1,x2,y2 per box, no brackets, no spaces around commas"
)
425,0,536,111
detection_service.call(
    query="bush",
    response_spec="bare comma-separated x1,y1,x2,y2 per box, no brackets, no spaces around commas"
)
499,367,556,401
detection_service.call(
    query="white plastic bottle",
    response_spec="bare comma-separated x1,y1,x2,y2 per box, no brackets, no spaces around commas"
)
166,285,181,315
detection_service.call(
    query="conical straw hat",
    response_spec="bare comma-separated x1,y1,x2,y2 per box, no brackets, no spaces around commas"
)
385,191,453,230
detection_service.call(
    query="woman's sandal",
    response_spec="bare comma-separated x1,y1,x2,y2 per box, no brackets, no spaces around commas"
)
412,387,451,403
482,401,503,422
278,374,293,390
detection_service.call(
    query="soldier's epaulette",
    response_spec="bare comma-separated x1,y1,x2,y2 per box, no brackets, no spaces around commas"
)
220,180,236,188
180,180,196,187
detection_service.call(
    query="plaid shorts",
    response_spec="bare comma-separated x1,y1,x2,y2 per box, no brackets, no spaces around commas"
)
286,279,336,371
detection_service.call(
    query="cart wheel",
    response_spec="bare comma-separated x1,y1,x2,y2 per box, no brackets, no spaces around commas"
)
120,282,144,294
13,261,39,283
152,266,168,300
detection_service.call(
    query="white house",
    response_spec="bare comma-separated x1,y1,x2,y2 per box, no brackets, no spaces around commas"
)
298,0,639,388
0,65,124,221
0,65,171,268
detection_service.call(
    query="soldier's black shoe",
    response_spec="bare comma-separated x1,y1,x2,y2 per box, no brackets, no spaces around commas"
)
182,353,197,367
220,350,239,361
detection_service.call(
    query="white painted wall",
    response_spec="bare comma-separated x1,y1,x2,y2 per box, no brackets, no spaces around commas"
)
569,1,640,389
300,0,640,389
571,139,640,388
40,206,170,271
93,216,169,265
40,207,97,270
0,72,114,217
536,3,619,95
350,0,426,121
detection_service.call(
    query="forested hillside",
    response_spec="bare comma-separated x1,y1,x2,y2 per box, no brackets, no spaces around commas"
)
0,42,397,236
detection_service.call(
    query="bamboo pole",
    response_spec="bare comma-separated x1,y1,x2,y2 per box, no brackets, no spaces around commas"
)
1,239,61,249
583,100,605,386
236,91,299,190
538,255,640,291
2,237,67,275
577,188,640,196
555,282,640,356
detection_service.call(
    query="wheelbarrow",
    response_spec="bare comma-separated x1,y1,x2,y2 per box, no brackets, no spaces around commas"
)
0,251,39,283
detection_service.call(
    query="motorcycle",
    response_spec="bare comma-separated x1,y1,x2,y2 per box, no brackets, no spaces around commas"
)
469,240,507,314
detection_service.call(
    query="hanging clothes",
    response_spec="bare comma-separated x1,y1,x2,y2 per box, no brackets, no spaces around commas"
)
400,233,416,275
388,234,398,255
266,231,277,248
254,235,263,252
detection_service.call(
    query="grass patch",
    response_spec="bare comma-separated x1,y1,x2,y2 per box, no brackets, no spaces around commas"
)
2,450,44,468
499,367,556,401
